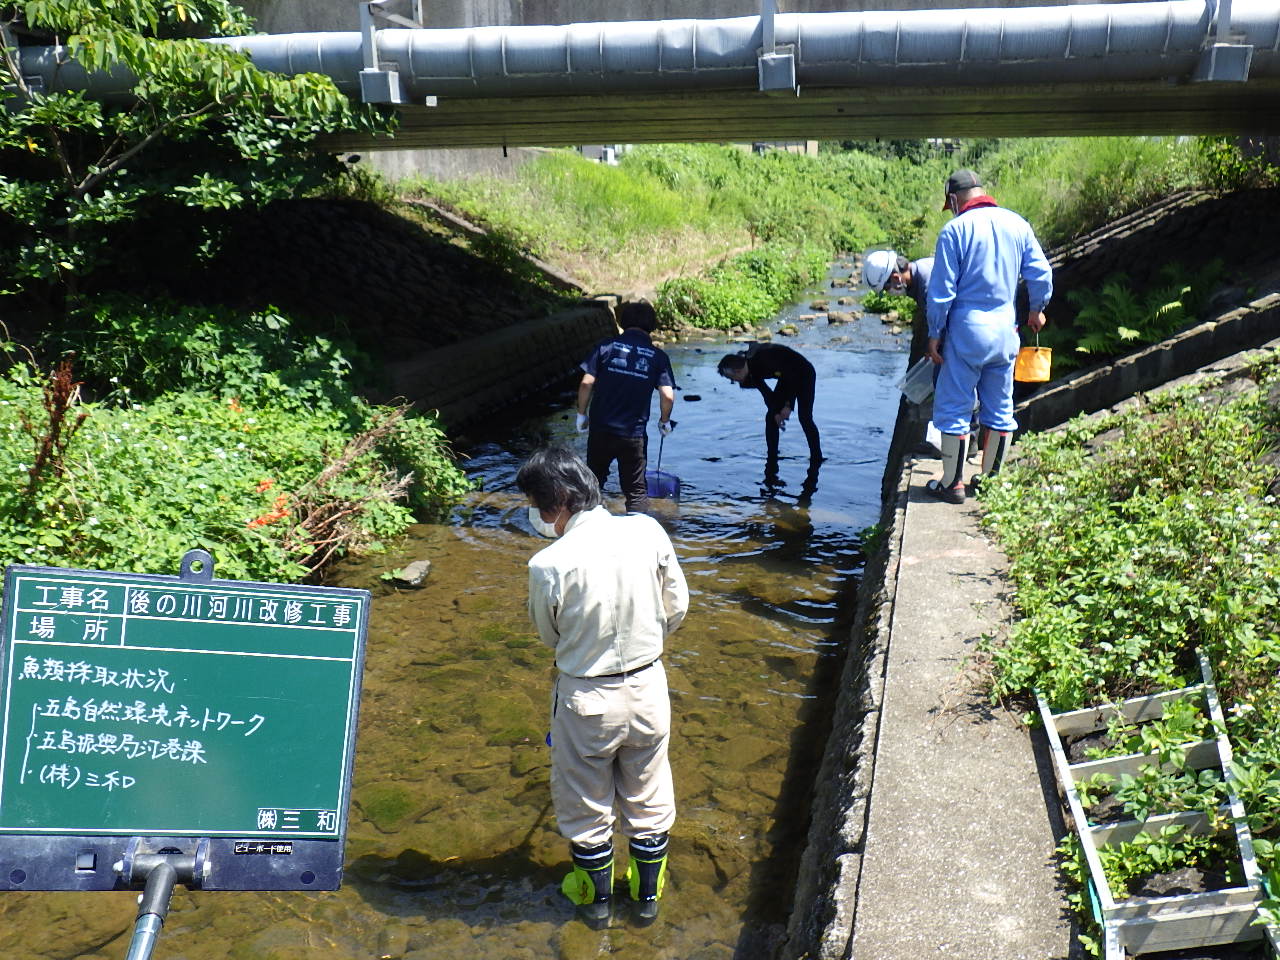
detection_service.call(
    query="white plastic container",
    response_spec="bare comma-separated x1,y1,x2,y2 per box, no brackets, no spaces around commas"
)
897,356,935,404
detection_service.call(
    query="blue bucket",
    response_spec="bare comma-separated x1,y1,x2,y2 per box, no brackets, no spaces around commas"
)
646,469,680,500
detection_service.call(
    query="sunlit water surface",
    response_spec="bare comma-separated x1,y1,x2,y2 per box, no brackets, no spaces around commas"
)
0,265,906,960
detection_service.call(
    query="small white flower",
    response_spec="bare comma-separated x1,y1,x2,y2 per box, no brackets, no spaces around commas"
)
132,403,142,411
109,376,118,383
87,517,99,526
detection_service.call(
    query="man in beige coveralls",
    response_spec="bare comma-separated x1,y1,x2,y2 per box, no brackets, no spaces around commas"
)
517,446,689,928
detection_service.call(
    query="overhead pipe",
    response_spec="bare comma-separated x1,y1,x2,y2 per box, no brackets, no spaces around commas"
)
14,0,1280,105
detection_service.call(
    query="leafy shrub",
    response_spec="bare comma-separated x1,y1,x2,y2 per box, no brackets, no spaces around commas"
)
0,365,470,582
980,357,1280,911
654,242,828,330
862,290,917,316
54,296,371,411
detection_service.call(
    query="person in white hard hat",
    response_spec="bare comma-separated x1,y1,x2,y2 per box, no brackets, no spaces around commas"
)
924,169,1052,504
863,249,934,322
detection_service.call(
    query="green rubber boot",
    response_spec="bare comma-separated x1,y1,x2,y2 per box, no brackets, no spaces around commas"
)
626,834,669,926
562,842,613,930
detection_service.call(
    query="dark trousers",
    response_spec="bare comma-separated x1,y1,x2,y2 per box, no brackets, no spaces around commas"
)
587,431,648,513
765,375,821,461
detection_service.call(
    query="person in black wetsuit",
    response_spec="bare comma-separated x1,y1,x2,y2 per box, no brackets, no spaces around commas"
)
717,344,822,465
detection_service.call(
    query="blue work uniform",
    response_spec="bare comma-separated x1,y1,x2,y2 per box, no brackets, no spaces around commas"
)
926,205,1052,435
581,329,675,512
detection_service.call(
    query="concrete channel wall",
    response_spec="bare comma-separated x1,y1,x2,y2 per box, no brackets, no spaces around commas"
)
383,301,617,428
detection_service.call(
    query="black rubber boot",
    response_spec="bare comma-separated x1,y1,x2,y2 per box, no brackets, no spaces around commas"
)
562,842,613,930
627,834,669,926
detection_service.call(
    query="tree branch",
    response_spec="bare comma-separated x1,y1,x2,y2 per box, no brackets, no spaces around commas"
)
73,99,221,197
1,17,81,189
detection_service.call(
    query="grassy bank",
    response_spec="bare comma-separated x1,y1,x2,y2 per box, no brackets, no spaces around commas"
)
978,356,1280,950
401,144,949,329
398,137,1250,335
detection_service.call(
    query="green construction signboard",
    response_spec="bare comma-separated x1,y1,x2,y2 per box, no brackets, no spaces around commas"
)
0,557,369,846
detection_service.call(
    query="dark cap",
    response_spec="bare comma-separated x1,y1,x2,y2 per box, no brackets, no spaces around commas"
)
941,168,982,209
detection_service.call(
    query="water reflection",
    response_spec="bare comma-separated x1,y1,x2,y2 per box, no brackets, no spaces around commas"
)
0,264,907,960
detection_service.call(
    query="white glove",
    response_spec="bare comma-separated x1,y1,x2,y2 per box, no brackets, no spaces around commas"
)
659,420,675,436
575,413,589,433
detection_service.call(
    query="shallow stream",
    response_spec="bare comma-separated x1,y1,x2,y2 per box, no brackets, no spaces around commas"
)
0,264,907,960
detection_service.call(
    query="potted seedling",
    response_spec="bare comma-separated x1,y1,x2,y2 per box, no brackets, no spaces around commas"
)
1039,652,1279,959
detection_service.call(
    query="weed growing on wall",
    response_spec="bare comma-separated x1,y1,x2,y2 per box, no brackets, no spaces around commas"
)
979,356,1280,923
1035,260,1226,373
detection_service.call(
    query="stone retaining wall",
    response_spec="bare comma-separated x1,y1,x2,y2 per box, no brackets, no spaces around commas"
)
380,301,617,428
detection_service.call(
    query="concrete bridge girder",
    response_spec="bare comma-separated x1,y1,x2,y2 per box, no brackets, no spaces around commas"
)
332,78,1280,149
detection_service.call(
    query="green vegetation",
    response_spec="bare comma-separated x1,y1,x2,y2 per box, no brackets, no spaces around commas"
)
861,289,917,317
979,358,1280,948
0,2,469,583
655,243,830,331
0,319,470,582
403,144,949,328
0,0,389,301
1039,260,1226,373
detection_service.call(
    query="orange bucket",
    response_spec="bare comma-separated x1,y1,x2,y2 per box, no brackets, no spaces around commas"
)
1014,334,1052,383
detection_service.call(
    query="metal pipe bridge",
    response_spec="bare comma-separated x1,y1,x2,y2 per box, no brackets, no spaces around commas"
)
13,0,1280,148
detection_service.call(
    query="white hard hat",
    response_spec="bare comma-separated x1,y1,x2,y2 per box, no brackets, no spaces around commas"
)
863,250,897,292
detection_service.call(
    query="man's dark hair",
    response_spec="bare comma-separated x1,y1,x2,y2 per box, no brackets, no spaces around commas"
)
895,254,910,272
716,353,747,378
516,446,603,514
619,301,657,333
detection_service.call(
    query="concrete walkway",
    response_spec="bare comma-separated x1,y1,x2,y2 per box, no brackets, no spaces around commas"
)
851,457,1073,960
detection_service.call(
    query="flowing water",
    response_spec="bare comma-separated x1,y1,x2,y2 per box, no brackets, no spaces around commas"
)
0,265,908,960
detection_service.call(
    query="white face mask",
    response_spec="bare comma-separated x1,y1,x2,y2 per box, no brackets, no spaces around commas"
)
528,506,561,539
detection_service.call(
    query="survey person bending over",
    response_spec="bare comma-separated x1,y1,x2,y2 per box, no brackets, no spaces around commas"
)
925,169,1052,504
577,301,675,514
717,343,822,464
518,446,689,929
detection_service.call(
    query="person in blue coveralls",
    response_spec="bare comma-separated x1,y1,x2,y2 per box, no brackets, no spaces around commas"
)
924,169,1053,504
576,301,676,514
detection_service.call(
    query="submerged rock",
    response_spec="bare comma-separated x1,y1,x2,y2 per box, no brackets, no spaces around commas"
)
392,559,432,588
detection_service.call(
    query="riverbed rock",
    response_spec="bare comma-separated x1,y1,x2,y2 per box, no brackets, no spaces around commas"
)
391,559,432,588
798,314,818,321
889,324,905,335
556,922,605,960
377,924,413,959
720,734,779,770
827,311,854,324
830,278,849,288
778,324,799,337
880,310,901,324
809,300,829,311
837,297,856,306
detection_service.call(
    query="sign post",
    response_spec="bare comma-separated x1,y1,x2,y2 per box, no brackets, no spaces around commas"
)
0,549,370,953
